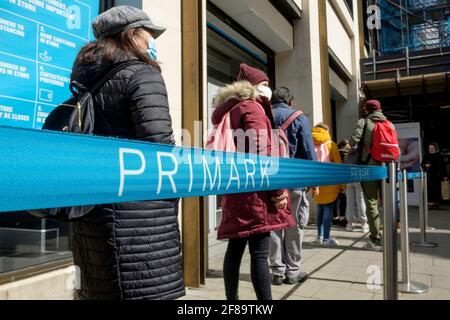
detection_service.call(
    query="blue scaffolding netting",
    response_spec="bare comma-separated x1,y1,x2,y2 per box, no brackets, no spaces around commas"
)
378,0,450,55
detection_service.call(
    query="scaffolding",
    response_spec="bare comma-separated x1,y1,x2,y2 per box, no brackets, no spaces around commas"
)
367,0,450,56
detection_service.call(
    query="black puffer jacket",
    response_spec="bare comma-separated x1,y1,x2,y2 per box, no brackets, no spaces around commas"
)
69,58,185,300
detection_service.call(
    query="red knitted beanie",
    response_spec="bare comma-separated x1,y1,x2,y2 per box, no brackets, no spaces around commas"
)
237,63,269,86
365,99,382,111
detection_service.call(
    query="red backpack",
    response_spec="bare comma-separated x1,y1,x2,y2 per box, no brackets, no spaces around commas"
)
370,119,400,162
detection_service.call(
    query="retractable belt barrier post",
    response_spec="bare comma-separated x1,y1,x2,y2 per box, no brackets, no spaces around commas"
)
398,169,428,294
383,162,398,300
412,170,438,248
423,171,435,231
0,127,387,212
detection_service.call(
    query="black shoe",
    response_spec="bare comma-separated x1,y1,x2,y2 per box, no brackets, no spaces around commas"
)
283,271,309,285
272,275,283,286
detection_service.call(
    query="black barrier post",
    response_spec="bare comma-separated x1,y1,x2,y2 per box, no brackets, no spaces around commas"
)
398,169,428,294
412,170,437,248
383,161,398,300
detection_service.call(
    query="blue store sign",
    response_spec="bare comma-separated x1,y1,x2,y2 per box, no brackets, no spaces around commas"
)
0,0,99,129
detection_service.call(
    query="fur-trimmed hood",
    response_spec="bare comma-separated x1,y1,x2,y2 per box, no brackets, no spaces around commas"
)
213,81,259,107
211,81,274,126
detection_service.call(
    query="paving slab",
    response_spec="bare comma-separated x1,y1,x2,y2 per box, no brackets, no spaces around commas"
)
184,206,450,300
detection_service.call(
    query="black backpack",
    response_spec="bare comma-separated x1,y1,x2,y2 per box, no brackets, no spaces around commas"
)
43,60,140,134
32,61,140,221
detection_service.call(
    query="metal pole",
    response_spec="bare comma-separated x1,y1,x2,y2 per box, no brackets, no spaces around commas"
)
424,170,429,229
423,171,435,231
398,169,428,294
406,47,410,76
383,162,398,300
412,170,437,248
373,50,377,80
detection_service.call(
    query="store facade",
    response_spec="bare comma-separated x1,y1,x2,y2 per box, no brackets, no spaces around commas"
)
0,0,364,298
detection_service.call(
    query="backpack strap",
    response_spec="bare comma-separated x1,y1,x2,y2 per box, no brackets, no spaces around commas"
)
225,100,266,121
68,61,143,135
314,140,332,148
360,119,368,147
280,110,304,131
70,60,142,96
89,60,143,94
362,118,382,164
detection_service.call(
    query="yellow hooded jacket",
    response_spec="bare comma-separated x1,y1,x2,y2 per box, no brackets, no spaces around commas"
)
312,127,343,205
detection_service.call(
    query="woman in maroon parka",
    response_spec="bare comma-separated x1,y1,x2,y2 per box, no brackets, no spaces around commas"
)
211,64,296,300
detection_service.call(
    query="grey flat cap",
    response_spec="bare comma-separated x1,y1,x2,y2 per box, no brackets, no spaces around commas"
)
93,5,166,39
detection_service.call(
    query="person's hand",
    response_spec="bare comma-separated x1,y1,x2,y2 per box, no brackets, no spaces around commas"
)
400,140,420,169
425,164,431,168
404,159,417,169
274,198,288,210
402,140,420,162
272,191,288,210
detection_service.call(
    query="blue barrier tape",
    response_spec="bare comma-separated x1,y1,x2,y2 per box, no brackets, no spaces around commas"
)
398,172,423,180
407,172,423,180
0,127,387,212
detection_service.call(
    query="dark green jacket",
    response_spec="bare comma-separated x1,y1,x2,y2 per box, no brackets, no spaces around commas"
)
349,111,389,165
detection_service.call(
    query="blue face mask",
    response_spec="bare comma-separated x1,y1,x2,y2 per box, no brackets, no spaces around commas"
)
147,37,157,61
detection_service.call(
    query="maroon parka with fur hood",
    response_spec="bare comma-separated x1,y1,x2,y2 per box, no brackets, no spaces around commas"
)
211,81,296,240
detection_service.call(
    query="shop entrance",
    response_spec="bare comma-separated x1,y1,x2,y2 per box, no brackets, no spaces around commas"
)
381,92,450,187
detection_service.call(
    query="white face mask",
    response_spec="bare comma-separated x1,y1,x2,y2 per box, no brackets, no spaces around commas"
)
257,85,272,100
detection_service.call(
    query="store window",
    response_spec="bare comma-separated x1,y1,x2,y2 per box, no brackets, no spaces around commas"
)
344,0,353,17
0,0,101,278
206,7,274,231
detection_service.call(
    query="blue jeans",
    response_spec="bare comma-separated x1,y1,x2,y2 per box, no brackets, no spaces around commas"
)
317,203,335,239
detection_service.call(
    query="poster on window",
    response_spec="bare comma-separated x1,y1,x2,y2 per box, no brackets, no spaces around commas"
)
0,0,99,129
395,123,422,206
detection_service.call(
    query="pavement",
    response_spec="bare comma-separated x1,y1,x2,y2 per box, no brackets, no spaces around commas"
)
180,206,450,300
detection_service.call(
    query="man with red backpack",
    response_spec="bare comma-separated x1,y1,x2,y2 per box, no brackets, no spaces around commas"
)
269,87,318,285
349,100,400,251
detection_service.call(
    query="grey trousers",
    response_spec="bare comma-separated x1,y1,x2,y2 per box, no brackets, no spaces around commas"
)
345,183,367,223
269,189,310,278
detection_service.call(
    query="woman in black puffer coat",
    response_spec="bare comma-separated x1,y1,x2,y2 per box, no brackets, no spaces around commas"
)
67,6,184,300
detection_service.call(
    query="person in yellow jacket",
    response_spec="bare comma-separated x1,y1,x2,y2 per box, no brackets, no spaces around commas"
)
312,123,344,246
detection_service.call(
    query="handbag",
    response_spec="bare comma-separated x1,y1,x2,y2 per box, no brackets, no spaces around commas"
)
441,180,450,200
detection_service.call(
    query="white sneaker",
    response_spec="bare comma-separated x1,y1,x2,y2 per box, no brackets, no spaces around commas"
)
361,223,370,233
363,241,382,252
313,237,323,245
346,223,354,232
323,238,339,246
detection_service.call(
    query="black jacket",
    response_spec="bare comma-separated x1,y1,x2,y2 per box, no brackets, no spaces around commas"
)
69,58,185,300
422,152,447,181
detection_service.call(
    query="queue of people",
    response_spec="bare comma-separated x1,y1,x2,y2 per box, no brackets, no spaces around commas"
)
40,5,447,301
